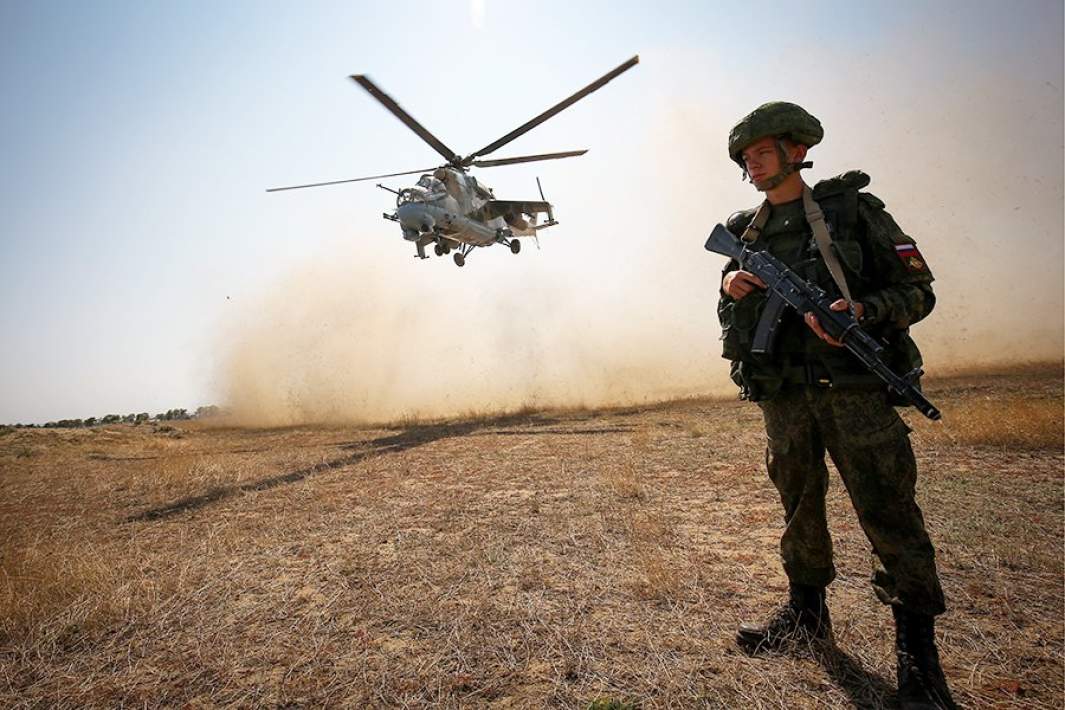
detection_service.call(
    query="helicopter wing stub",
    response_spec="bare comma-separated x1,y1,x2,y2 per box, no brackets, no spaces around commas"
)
481,199,553,234
471,150,588,168
350,75,460,164
481,200,551,219
462,55,638,165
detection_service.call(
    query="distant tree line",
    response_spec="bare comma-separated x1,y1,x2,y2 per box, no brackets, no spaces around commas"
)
9,405,223,429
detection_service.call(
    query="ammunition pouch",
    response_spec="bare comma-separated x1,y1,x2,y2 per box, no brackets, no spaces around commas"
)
718,289,767,361
730,360,783,402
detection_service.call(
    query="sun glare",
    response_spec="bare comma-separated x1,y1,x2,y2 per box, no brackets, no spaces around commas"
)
470,0,486,30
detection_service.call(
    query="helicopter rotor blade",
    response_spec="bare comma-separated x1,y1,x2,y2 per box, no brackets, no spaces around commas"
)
350,75,460,164
463,55,638,165
266,167,439,192
471,150,588,168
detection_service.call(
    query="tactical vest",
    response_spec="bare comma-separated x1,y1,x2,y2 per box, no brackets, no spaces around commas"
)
718,171,924,401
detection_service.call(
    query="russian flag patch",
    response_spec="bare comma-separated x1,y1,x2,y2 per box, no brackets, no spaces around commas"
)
895,243,926,271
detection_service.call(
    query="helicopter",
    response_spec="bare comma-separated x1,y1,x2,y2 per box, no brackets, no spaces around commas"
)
267,56,639,267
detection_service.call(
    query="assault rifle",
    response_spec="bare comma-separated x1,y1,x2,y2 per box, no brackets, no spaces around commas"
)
705,224,941,420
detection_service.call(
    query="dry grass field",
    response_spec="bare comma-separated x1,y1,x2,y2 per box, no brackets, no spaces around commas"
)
1,363,1061,708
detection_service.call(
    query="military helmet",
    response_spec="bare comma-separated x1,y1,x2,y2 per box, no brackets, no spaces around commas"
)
728,102,824,167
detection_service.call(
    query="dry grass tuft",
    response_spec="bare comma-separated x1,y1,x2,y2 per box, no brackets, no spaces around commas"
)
929,359,1062,380
587,698,639,710
625,510,687,601
629,544,686,602
603,459,646,502
1,542,127,646
913,396,1063,449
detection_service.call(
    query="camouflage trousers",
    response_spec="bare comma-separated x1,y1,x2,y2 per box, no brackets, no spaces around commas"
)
756,385,947,616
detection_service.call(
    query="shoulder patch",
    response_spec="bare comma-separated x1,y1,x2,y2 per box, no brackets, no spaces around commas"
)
813,170,871,199
726,208,757,237
894,242,928,272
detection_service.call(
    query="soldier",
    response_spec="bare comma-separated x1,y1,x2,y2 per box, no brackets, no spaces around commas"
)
718,102,958,709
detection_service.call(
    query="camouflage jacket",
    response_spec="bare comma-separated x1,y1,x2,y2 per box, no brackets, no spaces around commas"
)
717,171,935,401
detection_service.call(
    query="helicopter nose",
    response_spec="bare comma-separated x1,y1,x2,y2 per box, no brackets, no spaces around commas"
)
397,204,434,240
397,204,433,232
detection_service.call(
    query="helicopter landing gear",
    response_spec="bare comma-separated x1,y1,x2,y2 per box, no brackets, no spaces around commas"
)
433,236,453,257
453,243,475,267
510,239,521,255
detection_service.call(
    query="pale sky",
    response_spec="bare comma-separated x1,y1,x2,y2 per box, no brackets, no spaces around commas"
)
2,1,1062,424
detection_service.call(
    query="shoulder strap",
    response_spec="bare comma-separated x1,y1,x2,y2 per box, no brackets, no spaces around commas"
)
802,185,855,307
740,201,770,243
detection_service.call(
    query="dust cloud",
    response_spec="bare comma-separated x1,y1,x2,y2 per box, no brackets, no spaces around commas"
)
223,44,1062,426
222,247,730,426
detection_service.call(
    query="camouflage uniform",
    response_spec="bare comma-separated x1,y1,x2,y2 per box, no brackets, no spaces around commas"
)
719,171,947,617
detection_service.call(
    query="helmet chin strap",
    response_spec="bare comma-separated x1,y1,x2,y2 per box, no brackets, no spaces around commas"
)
748,138,813,191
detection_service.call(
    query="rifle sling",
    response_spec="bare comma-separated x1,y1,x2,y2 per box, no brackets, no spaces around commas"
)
739,201,771,243
802,185,855,307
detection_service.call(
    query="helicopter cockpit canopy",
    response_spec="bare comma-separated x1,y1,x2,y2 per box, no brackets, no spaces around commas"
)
397,175,448,206
416,174,447,199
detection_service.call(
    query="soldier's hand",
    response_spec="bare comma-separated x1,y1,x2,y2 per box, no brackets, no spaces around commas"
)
723,270,767,300
804,300,865,347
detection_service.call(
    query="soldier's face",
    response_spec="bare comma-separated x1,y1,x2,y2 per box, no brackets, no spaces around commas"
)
741,137,781,185
741,137,806,191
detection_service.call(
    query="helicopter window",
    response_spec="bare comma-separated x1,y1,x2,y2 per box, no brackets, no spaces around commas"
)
417,175,447,197
398,187,429,205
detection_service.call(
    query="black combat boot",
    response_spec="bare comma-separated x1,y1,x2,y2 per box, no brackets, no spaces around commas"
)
736,583,831,654
893,607,959,709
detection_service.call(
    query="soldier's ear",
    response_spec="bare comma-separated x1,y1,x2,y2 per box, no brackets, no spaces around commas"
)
792,143,808,162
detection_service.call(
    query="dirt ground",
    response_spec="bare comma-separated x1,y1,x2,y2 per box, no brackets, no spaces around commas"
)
1,364,1062,708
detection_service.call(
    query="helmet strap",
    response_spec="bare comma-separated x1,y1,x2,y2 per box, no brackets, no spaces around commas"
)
753,138,812,191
